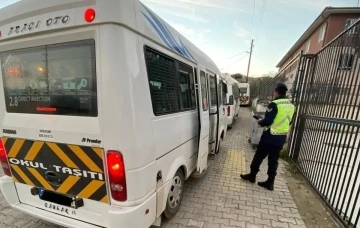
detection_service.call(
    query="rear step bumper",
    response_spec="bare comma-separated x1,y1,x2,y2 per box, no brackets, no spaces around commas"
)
0,176,157,228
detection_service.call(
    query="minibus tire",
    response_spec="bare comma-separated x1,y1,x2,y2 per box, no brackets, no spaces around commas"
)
164,169,185,219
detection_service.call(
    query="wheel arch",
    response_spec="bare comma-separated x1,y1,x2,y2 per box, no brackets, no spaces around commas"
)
164,156,188,183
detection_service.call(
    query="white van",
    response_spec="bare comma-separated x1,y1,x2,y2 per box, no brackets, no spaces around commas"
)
0,1,228,228
239,83,251,106
223,74,240,129
208,76,228,154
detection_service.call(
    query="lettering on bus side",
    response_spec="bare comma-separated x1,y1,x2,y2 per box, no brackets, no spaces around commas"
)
8,158,104,181
8,15,70,36
39,129,53,139
8,21,41,36
3,129,17,135
81,138,101,144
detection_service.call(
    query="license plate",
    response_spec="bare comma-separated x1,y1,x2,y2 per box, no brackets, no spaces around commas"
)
44,202,77,216
36,188,83,216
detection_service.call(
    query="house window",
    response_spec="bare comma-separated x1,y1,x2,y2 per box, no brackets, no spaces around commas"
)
338,54,354,70
305,40,310,53
318,24,326,43
345,19,358,34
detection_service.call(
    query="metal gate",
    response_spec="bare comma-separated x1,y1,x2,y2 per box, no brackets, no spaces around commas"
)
289,20,360,227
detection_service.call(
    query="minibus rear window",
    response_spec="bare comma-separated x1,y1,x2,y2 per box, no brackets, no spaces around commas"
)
1,39,97,116
240,87,248,94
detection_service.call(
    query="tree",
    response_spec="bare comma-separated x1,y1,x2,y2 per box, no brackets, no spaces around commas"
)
260,71,277,78
231,73,244,79
255,76,272,84
232,73,245,81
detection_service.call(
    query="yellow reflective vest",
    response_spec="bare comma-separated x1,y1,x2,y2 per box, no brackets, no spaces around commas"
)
264,99,295,135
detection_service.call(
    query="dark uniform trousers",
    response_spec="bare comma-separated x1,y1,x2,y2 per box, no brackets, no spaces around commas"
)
250,130,286,178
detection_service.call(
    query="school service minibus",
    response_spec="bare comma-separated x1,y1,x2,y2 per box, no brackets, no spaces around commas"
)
0,0,228,227
239,82,250,106
223,73,240,129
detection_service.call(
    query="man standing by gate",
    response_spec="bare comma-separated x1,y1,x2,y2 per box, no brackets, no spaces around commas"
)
241,83,295,191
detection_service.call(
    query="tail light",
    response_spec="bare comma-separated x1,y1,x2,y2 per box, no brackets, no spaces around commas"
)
0,139,11,177
227,106,230,116
107,151,127,201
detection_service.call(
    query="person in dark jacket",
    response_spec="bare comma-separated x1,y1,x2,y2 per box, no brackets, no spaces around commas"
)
241,83,295,191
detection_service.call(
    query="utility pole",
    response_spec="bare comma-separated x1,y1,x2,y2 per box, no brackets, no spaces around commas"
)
246,39,254,83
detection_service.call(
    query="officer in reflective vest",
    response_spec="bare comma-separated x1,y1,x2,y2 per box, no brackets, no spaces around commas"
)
241,83,295,191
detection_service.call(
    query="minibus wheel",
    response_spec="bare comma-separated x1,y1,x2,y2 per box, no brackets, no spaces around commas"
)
164,169,185,219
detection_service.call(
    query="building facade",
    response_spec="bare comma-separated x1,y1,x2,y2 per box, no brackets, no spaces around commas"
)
276,7,360,96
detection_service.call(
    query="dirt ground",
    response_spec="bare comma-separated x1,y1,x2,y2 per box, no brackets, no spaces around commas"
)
282,159,343,228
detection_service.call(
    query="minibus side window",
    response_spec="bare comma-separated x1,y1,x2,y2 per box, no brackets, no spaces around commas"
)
232,84,240,101
209,76,217,107
178,63,196,110
222,82,227,105
200,71,208,111
144,47,196,115
189,68,196,108
218,83,222,107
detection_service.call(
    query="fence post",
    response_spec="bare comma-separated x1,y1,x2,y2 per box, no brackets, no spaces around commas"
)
289,55,317,161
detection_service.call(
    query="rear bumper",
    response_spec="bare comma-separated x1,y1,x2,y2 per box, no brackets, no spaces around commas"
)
0,176,157,228
227,116,233,126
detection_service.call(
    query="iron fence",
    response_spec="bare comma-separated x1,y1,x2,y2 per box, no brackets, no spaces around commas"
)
288,19,360,228
250,53,302,103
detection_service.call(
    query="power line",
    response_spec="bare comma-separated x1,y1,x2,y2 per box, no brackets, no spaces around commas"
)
250,0,256,39
216,49,250,63
255,0,268,42
255,0,266,40
221,53,249,70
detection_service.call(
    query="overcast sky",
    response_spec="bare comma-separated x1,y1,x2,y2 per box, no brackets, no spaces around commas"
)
1,0,359,77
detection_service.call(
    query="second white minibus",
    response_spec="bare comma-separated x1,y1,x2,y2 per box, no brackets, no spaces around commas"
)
223,73,240,129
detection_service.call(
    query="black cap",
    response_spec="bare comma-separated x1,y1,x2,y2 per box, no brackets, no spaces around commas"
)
275,83,288,91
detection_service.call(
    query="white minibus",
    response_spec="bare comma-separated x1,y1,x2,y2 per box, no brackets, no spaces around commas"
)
223,74,240,129
239,83,250,106
0,0,228,227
